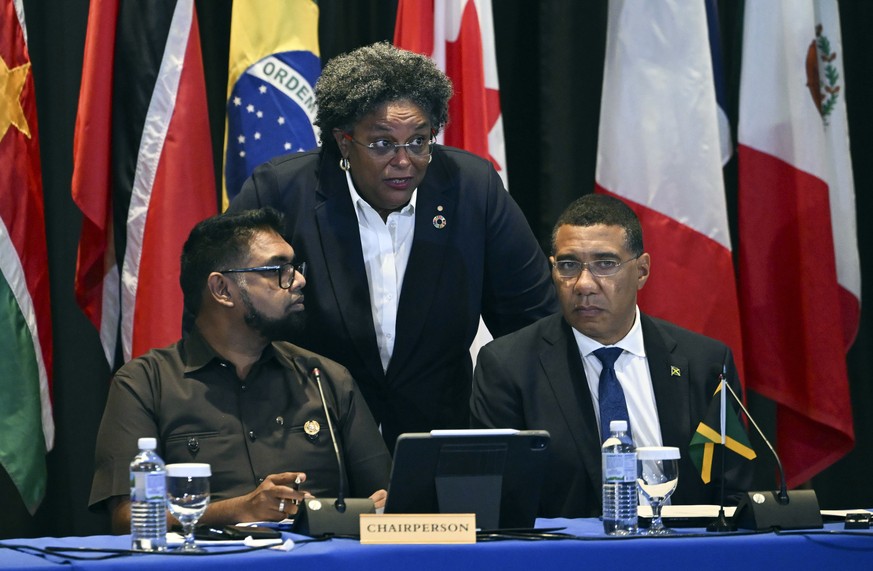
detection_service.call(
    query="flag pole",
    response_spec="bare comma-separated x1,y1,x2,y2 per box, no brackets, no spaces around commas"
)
707,366,737,532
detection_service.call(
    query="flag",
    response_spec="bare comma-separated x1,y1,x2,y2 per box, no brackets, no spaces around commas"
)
690,379,756,484
0,0,54,514
395,0,507,187
72,0,217,364
594,0,746,380
395,0,507,357
738,0,858,487
705,0,732,166
223,0,321,209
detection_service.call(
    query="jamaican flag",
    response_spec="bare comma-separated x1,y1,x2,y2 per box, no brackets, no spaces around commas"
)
689,382,756,483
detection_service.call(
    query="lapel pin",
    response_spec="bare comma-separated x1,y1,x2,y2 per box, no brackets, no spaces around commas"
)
670,366,681,377
304,419,321,440
432,214,447,229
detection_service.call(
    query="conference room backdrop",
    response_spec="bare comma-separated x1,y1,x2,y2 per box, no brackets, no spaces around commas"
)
3,0,872,538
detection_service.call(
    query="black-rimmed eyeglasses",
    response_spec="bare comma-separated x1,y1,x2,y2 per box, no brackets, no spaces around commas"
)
342,132,435,159
220,262,306,289
552,255,640,279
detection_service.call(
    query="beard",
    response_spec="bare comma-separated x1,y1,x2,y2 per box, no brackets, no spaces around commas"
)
238,287,307,342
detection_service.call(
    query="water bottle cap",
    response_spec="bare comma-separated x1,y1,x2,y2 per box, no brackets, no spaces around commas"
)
137,437,157,450
609,420,628,433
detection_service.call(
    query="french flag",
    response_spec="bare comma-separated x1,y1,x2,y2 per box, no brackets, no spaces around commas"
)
595,0,746,381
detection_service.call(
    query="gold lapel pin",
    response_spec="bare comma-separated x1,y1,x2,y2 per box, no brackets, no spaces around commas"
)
304,419,321,440
670,366,681,377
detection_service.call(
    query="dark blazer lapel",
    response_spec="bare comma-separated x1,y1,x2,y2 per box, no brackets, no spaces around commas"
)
641,314,690,449
389,150,455,375
541,317,603,496
313,162,384,383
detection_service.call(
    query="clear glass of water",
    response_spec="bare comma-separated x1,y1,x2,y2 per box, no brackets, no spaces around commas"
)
166,463,211,552
636,447,680,535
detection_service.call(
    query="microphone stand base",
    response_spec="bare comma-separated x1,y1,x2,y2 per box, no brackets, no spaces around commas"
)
706,507,737,532
292,498,376,537
733,489,823,531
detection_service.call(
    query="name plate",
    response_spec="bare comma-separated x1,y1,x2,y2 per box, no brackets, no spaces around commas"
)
359,513,476,544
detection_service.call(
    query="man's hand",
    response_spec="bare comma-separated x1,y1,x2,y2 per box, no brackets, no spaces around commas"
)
198,472,310,526
369,488,388,509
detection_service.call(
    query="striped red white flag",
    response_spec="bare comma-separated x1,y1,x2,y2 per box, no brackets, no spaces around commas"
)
738,0,858,486
72,0,216,364
595,0,745,378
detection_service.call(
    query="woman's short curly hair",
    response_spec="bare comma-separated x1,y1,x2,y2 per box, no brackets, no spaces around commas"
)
314,42,453,151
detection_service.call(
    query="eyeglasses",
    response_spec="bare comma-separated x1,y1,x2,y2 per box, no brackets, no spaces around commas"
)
220,262,306,289
552,255,640,279
342,132,435,159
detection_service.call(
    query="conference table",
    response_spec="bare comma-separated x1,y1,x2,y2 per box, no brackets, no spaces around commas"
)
2,518,872,570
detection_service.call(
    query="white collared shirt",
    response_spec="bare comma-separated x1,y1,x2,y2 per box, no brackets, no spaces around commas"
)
346,171,416,372
572,306,663,448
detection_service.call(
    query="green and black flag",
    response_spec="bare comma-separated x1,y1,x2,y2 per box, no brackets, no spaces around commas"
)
689,381,756,483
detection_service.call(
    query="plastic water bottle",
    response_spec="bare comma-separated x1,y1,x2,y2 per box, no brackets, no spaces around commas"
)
601,420,638,535
130,437,167,551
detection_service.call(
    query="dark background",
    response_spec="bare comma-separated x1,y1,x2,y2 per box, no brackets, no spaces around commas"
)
3,0,871,538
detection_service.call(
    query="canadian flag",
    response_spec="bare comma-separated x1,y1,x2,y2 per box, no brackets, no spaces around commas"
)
738,0,859,487
595,1,746,379
395,0,507,354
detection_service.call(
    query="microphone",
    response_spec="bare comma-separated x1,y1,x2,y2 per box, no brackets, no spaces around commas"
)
311,362,347,512
722,382,823,531
291,358,375,537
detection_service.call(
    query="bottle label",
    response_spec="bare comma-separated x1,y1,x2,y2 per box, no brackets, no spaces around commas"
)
132,471,166,501
603,453,636,482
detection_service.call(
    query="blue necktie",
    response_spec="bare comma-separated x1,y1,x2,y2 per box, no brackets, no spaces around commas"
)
594,347,630,441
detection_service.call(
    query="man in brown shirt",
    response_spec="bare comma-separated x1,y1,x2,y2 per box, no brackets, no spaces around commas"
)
90,208,390,533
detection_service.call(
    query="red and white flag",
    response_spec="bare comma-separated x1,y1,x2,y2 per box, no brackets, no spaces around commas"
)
595,1,745,377
738,0,858,486
0,0,54,514
395,0,507,187
395,0,507,356
72,0,216,364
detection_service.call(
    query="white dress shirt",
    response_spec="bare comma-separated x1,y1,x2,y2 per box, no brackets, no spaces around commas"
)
346,171,416,372
572,306,663,448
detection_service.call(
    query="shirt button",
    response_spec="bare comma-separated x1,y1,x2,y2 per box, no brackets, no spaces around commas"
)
248,430,257,441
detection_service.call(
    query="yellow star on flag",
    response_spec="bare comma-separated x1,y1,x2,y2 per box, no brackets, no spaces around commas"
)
0,54,31,141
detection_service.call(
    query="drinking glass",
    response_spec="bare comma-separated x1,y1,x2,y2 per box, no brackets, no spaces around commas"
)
166,463,211,552
636,447,680,535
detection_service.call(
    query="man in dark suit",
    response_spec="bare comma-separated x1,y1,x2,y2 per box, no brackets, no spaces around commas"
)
470,194,752,518
229,43,557,452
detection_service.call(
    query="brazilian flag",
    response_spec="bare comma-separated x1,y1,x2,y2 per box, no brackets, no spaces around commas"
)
689,383,756,483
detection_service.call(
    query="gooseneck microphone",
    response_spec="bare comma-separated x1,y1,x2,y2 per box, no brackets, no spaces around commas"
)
291,357,375,537
308,359,347,512
722,382,823,530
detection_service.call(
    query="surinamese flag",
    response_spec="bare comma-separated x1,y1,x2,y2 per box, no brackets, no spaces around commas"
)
223,0,321,209
0,0,54,514
738,0,858,487
72,0,217,364
595,0,746,378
